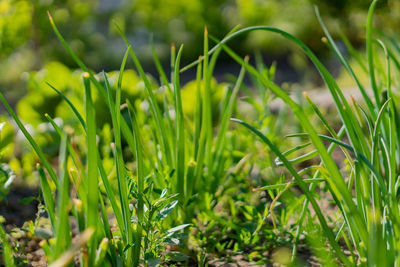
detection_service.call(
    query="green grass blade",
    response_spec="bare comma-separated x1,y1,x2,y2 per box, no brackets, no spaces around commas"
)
304,92,354,166
315,6,375,114
366,0,380,107
46,82,86,129
254,178,325,191
173,45,186,201
37,163,56,232
213,56,247,175
150,35,172,93
103,72,132,261
126,99,144,266
186,57,203,201
371,98,391,160
83,74,99,263
193,28,213,199
338,29,368,74
202,28,214,174
54,134,72,260
193,56,202,159
44,114,88,207
275,150,318,166
0,92,59,187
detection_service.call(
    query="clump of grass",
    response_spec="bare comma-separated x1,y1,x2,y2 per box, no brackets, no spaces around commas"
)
188,0,399,265
0,9,250,266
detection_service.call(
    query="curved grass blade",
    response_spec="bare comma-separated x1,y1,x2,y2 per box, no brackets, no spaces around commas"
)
315,6,375,114
304,92,354,166
338,29,368,74
202,28,214,176
0,92,59,187
253,178,325,191
371,98,391,161
275,150,317,166
46,82,86,129
366,0,380,107
287,132,385,194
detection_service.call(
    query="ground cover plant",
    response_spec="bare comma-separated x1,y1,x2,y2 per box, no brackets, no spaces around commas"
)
1,0,400,266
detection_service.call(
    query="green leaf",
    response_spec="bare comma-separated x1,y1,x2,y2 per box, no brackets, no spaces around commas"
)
166,251,189,262
18,196,36,205
0,163,15,192
123,243,135,253
155,200,178,221
166,224,191,234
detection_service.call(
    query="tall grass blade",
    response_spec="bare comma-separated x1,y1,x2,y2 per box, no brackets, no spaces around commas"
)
103,72,132,264
126,99,145,266
54,134,72,260
173,45,186,201
366,0,380,107
37,163,56,231
83,74,100,262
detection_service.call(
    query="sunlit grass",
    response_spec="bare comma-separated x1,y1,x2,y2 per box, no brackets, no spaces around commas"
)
1,0,400,265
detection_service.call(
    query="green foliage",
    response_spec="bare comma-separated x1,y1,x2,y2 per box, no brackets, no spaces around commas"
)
212,1,400,265
0,163,15,201
0,220,15,267
2,1,400,266
0,0,31,57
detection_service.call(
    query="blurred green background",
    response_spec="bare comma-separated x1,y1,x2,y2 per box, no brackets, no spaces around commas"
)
0,0,399,104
